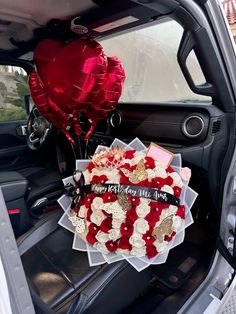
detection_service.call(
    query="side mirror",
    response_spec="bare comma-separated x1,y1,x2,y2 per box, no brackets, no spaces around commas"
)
24,95,34,115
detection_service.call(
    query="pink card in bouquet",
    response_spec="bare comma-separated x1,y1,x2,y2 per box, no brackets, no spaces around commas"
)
146,143,174,168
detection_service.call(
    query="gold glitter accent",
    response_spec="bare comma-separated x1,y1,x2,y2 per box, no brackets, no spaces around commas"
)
133,160,148,181
121,159,148,184
117,193,132,211
152,215,174,243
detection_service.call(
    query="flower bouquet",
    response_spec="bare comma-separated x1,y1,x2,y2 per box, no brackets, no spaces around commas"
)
58,138,197,271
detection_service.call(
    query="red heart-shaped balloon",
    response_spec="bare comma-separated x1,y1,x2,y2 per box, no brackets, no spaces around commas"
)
30,38,125,143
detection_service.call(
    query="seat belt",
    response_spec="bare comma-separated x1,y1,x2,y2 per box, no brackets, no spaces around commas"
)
217,236,236,270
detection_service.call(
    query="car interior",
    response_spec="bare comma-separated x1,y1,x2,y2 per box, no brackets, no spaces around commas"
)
0,0,236,313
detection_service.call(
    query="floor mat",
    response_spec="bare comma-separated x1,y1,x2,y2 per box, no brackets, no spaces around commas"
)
152,242,203,290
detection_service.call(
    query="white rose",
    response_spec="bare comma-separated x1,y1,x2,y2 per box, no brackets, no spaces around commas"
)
129,234,146,248
136,202,150,218
130,246,146,257
90,211,105,226
116,248,130,255
112,219,123,229
91,197,103,211
153,240,167,252
161,185,174,195
108,228,121,241
123,159,133,166
95,231,110,243
154,166,167,178
146,169,156,180
94,242,109,254
169,172,183,188
132,152,146,165
172,215,182,230
83,169,91,184
78,205,87,218
91,168,101,176
135,151,146,159
134,218,150,234
169,205,178,215
107,169,120,184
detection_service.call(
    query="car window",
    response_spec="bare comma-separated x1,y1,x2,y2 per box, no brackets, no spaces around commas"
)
100,19,210,103
0,66,29,122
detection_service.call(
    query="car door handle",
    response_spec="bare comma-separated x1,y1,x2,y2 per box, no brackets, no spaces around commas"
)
16,125,27,136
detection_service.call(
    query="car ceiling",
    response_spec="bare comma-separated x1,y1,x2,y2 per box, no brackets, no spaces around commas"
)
0,0,96,51
0,0,177,57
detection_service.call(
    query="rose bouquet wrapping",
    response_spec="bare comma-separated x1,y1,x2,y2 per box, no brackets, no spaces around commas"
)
58,138,197,271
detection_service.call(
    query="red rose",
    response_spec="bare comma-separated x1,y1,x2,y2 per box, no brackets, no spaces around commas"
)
143,232,156,246
119,173,131,185
166,166,174,173
120,163,132,171
120,221,134,237
146,245,158,259
91,175,100,184
89,223,100,235
86,232,97,244
91,175,108,184
99,175,108,184
145,211,160,228
149,201,158,212
84,193,95,208
157,202,169,211
176,205,185,219
152,177,165,189
118,237,132,250
102,192,117,203
124,150,136,159
173,186,182,197
86,208,92,222
100,217,112,233
136,179,150,187
87,162,95,172
128,195,140,206
105,240,118,252
145,156,155,169
126,209,138,223
165,231,176,242
164,176,174,186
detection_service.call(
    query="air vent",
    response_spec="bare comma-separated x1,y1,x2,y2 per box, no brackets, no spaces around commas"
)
212,120,221,134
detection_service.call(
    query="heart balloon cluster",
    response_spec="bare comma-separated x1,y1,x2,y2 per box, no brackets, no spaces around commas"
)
29,39,125,144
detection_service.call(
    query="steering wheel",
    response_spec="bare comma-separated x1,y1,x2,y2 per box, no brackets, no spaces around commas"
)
26,106,52,150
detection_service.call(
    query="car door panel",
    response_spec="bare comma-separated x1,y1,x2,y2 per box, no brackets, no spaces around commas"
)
0,120,41,171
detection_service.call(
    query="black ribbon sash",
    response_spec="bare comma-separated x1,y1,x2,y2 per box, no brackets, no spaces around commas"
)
65,171,180,207
84,184,180,207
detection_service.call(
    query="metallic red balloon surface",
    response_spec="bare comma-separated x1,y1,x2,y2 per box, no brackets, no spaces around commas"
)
29,38,125,143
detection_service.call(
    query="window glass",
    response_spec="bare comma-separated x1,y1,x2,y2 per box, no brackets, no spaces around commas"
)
100,19,210,103
0,66,28,122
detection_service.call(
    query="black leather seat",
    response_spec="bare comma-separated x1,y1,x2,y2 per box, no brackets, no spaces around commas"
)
18,210,152,314
18,166,63,208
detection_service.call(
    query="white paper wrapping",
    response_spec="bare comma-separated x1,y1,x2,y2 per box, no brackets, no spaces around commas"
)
58,138,197,271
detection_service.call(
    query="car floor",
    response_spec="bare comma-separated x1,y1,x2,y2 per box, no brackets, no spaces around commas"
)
123,213,215,314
